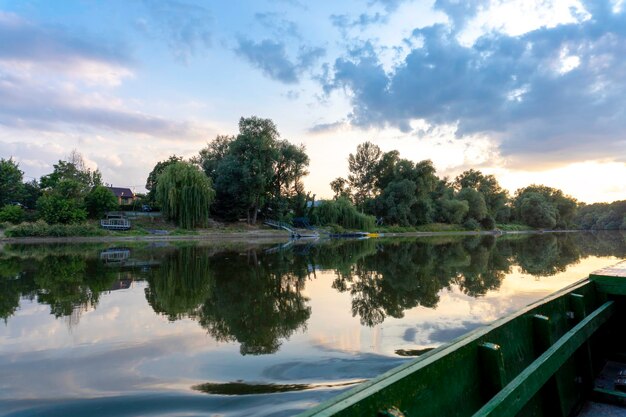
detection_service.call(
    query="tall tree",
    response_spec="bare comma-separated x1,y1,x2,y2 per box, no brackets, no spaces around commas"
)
0,158,24,207
156,161,215,229
455,169,510,222
214,117,280,224
196,135,235,181
145,155,183,202
347,142,382,208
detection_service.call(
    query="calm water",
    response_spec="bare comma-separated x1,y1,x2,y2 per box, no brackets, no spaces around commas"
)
1,232,625,417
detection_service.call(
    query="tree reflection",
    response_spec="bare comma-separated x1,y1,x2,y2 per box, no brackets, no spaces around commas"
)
0,231,625,352
197,250,311,355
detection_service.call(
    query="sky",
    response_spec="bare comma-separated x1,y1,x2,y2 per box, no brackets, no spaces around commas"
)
0,0,625,203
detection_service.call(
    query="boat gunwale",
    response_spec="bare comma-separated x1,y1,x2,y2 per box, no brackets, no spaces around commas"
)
299,276,595,416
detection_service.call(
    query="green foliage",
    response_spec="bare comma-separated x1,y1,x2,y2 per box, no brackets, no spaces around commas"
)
513,185,577,228
480,216,496,230
439,198,469,224
330,177,351,199
156,161,215,229
39,151,102,196
84,186,119,218
0,205,24,224
4,221,105,237
347,141,383,207
312,197,376,231
145,155,183,203
518,192,557,229
197,135,235,181
0,158,24,207
36,194,87,224
455,169,510,222
379,179,417,226
574,200,626,230
463,218,481,230
209,116,310,224
22,180,41,209
457,187,488,221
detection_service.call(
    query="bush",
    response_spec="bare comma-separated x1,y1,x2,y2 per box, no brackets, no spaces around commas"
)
36,194,87,224
4,221,106,237
463,218,481,231
85,185,119,218
480,216,496,230
312,198,376,231
0,204,24,224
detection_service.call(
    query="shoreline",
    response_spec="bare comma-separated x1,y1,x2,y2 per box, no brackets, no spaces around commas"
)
0,228,585,245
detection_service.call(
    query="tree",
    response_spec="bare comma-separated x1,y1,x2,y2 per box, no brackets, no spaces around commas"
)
455,169,510,222
156,161,215,229
36,194,87,224
518,192,558,229
0,158,24,207
330,177,351,200
513,185,577,228
145,155,183,203
213,117,280,224
347,142,382,208
85,186,119,219
196,135,234,181
457,188,488,222
40,151,102,195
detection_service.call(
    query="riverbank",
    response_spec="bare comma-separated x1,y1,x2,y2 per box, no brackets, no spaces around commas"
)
0,228,581,245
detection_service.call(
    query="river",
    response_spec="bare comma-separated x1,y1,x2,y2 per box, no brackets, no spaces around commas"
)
1,232,625,416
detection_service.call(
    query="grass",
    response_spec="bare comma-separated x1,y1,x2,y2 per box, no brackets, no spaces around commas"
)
496,223,533,231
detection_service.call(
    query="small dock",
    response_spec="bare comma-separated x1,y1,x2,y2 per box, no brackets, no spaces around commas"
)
100,213,131,231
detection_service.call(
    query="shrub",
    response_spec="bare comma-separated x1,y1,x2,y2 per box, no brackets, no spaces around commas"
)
463,218,481,231
0,204,24,224
4,221,105,237
480,216,496,230
36,194,87,224
312,198,376,231
85,185,119,218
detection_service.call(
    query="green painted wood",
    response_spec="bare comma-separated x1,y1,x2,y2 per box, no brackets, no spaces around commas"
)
298,279,596,417
532,314,565,417
590,261,626,295
570,293,594,392
478,343,507,400
471,301,615,417
592,387,626,406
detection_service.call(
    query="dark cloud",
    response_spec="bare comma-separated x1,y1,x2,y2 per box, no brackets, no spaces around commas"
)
235,38,325,84
0,73,197,139
323,1,626,164
0,11,130,68
138,0,212,63
331,12,387,32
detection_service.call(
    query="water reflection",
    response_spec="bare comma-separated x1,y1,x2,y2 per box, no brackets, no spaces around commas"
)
1,232,625,350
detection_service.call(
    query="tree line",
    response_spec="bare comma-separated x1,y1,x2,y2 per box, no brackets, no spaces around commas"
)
1,116,624,230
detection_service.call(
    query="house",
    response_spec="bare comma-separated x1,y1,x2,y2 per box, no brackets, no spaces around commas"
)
107,187,136,205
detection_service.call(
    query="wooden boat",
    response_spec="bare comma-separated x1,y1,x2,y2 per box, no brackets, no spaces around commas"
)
300,261,626,417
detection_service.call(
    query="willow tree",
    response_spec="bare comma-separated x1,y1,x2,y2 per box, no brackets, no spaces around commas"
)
156,162,215,229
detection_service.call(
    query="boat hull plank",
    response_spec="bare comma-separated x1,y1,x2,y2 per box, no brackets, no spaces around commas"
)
299,271,623,417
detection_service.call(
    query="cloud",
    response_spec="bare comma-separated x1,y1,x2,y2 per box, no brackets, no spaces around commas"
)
0,11,132,85
235,38,325,83
255,12,301,40
323,0,626,165
137,0,213,63
330,12,388,31
308,120,348,134
0,72,198,139
368,0,407,13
